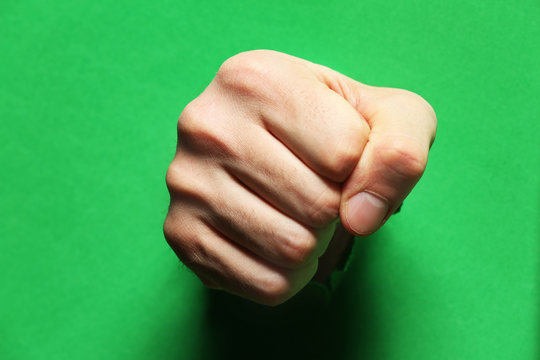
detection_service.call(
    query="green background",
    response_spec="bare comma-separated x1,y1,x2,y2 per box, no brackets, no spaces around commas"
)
1,0,539,359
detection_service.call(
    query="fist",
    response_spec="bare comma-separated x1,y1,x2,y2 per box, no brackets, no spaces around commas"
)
164,50,436,305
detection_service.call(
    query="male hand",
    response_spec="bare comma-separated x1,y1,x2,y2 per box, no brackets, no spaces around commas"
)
164,50,436,305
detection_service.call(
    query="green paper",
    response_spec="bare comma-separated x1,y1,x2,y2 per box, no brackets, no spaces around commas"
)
1,0,538,359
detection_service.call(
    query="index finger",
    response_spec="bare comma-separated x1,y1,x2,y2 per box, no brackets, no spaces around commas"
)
216,50,370,182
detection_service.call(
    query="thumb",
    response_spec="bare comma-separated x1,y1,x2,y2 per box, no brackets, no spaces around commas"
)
339,86,437,236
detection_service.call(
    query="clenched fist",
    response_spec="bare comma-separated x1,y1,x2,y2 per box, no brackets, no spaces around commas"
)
164,50,436,305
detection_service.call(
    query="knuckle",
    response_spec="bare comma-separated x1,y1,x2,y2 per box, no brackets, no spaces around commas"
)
177,100,237,157
278,229,319,268
325,132,364,181
177,98,203,138
177,100,202,135
165,161,182,193
162,214,178,245
165,161,191,195
379,138,428,180
163,215,197,263
165,160,214,207
216,51,272,95
163,216,210,271
180,239,208,267
255,271,293,306
305,186,341,228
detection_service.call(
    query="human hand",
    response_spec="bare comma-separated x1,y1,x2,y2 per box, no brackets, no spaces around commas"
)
164,50,436,305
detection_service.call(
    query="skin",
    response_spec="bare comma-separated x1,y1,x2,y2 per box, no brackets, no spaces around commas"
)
164,50,437,306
